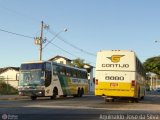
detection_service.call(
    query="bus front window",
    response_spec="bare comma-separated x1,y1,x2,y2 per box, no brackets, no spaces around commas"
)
19,70,45,86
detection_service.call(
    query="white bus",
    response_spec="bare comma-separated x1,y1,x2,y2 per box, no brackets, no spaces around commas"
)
18,61,88,100
95,50,146,102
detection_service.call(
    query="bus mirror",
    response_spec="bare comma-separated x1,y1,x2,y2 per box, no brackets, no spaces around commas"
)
88,73,90,76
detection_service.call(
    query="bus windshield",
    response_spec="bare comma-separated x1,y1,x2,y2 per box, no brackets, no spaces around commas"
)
20,63,45,70
19,70,45,86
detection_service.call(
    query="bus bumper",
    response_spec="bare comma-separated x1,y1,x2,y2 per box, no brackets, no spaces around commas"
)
18,90,45,96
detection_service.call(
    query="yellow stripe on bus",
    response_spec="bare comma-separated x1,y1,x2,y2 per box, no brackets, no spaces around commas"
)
95,82,135,97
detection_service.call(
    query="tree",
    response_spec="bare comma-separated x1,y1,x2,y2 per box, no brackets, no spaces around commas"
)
72,58,93,73
143,56,160,75
72,58,85,68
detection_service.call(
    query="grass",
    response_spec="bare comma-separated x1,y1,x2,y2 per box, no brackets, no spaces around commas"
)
0,80,18,95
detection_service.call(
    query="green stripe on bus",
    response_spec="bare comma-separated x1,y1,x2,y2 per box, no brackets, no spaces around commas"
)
58,75,71,95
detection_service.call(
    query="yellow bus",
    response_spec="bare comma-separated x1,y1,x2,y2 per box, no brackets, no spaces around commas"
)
95,50,146,102
18,61,88,100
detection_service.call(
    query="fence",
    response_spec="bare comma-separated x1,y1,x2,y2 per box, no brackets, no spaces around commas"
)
0,76,18,94
146,72,160,90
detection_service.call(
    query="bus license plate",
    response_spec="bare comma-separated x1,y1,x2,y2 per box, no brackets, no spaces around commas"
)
110,83,118,87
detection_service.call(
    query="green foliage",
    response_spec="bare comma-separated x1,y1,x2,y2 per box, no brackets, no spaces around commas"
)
72,58,85,68
0,80,18,95
143,56,160,75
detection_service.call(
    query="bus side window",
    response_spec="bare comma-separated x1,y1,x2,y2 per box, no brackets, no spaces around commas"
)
80,71,83,78
60,66,66,75
53,64,58,75
77,70,81,78
82,71,87,79
46,62,52,71
45,71,52,87
72,70,77,78
45,62,52,87
66,68,72,77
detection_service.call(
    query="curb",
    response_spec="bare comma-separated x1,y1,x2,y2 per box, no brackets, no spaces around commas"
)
0,92,95,100
0,95,29,100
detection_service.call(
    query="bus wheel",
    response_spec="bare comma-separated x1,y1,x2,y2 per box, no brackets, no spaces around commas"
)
31,96,37,100
129,98,136,103
135,89,140,102
134,98,139,103
141,96,144,100
77,88,81,97
51,87,58,99
79,88,84,97
73,94,77,97
141,91,145,100
63,95,67,97
112,98,115,102
107,98,114,102
105,99,110,103
129,97,139,103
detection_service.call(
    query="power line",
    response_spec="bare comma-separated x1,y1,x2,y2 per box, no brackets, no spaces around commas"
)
47,29,96,57
45,39,95,65
0,19,96,64
46,40,78,58
0,3,39,24
42,29,67,49
0,3,96,65
0,26,95,64
0,28,34,39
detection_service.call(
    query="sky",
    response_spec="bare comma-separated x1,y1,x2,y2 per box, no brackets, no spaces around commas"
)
0,0,160,68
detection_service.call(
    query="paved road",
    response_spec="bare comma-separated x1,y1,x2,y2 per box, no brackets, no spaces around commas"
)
0,92,160,120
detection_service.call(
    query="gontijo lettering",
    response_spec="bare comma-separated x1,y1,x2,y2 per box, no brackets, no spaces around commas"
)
102,64,129,68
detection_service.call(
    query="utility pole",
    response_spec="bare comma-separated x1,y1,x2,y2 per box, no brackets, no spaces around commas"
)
34,21,67,60
34,21,44,61
39,21,44,61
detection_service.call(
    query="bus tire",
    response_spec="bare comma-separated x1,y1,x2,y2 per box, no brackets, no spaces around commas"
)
106,99,110,102
141,96,144,100
73,94,78,97
134,90,140,103
51,87,58,99
141,91,145,100
79,88,84,97
63,95,67,97
77,88,81,97
129,98,136,103
108,98,114,102
31,96,37,100
134,98,139,103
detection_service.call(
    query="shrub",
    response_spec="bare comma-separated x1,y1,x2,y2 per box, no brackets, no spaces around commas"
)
0,80,18,95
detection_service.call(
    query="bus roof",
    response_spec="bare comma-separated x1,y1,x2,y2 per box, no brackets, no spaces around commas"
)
52,61,87,72
22,60,46,64
21,60,87,72
98,50,135,53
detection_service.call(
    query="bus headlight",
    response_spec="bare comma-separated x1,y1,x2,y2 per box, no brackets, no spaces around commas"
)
19,92,23,96
37,91,42,95
38,91,42,94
